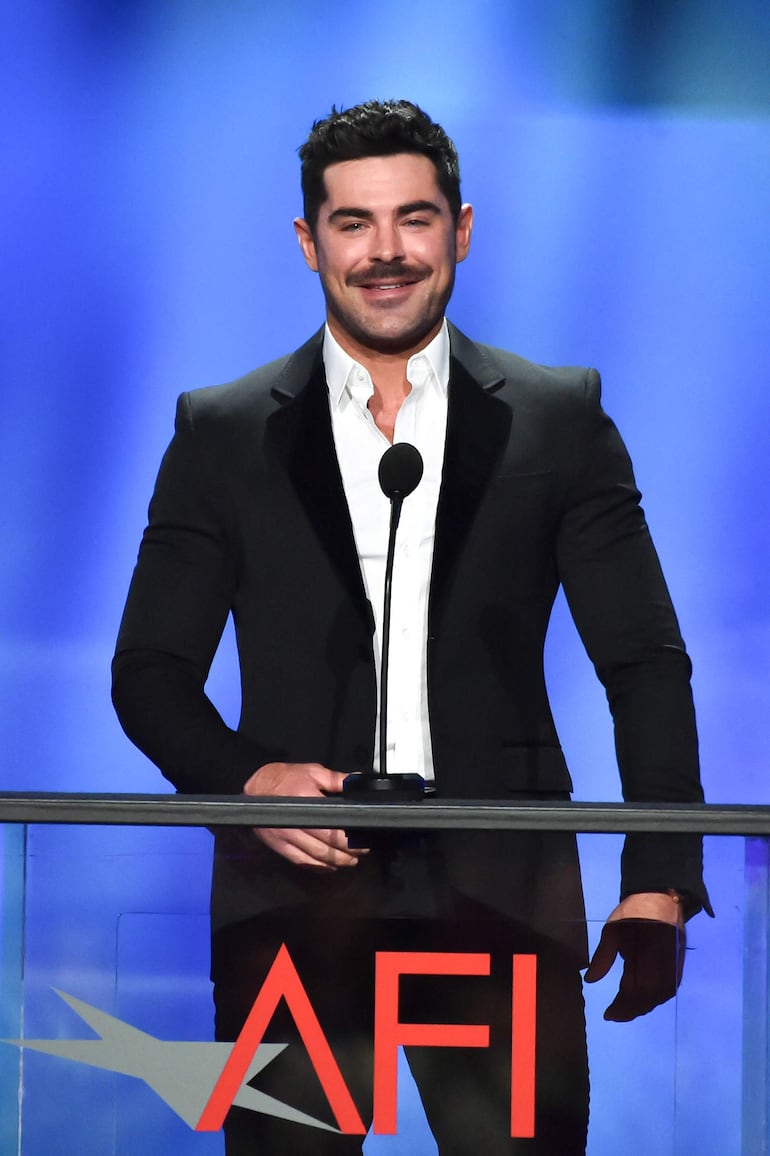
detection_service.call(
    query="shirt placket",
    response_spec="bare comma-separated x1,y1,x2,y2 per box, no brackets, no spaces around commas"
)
388,364,426,774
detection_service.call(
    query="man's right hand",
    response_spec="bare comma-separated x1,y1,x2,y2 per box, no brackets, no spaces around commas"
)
242,762,368,870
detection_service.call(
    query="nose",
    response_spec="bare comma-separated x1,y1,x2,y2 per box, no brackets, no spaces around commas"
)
369,221,405,265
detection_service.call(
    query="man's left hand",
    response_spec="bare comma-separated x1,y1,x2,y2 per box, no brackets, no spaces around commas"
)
584,892,686,1022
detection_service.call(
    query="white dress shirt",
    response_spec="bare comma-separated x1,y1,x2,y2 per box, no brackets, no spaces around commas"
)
323,321,450,782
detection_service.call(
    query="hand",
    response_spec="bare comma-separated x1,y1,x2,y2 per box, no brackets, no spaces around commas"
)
242,762,368,871
584,892,686,1022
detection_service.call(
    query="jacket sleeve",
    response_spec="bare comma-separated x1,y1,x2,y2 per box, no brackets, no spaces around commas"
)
556,370,712,917
112,393,274,795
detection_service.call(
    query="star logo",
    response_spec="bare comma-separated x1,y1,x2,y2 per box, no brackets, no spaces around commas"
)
3,988,339,1134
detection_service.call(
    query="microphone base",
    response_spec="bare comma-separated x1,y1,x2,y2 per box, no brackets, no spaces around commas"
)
342,772,425,801
342,772,426,849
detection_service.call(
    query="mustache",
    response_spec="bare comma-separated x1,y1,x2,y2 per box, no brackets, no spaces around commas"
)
347,262,430,287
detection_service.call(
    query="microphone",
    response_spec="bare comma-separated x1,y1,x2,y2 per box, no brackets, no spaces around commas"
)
343,442,426,804
378,441,423,502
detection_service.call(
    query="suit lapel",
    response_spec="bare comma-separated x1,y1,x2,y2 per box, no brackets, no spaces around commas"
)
265,332,373,631
430,324,512,626
263,324,512,635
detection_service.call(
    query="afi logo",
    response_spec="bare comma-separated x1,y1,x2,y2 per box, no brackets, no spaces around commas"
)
4,947,537,1138
198,946,538,1139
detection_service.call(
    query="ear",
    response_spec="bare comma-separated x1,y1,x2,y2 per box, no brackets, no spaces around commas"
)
293,218,319,272
455,203,473,264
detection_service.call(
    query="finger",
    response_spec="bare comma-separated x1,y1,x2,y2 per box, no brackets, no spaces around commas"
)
583,924,620,984
604,976,672,1022
324,826,370,855
257,826,366,869
601,966,665,1023
260,829,343,869
602,922,686,1021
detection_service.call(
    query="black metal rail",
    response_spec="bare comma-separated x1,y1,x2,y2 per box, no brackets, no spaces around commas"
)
0,793,768,834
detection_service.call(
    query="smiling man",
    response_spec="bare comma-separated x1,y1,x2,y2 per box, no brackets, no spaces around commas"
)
113,100,710,1154
295,152,471,349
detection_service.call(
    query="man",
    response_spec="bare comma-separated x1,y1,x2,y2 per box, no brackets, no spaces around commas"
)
113,100,710,1154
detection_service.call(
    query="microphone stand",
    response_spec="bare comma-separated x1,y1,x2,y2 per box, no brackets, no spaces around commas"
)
343,444,426,806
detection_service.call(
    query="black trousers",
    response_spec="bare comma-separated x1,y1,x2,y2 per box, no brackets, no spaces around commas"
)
211,902,588,1155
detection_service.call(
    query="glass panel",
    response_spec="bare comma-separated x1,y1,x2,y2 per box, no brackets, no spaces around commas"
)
0,823,25,1155
677,833,744,1154
0,823,763,1154
582,833,678,1153
741,837,770,1153
15,825,215,1156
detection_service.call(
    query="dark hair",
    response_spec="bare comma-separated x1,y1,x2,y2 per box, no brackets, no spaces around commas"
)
298,100,462,231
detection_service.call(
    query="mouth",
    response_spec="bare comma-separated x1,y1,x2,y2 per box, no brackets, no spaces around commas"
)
357,278,419,290
355,279,423,305
349,265,429,307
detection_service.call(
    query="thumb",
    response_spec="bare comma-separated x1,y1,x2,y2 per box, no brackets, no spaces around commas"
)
310,765,348,794
584,922,620,984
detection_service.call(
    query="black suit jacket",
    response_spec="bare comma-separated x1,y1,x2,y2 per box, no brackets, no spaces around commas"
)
113,324,709,959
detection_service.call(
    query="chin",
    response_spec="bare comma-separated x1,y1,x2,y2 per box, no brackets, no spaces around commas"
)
353,315,443,356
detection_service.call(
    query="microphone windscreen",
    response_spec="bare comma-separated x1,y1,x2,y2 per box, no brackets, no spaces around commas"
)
378,442,424,500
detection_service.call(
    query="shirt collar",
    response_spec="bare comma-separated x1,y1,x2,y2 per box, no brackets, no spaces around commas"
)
323,320,450,410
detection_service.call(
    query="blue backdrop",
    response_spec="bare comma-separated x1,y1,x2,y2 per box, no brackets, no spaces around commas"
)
1,2,769,1152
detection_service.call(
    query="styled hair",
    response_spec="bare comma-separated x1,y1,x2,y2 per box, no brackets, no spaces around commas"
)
298,100,462,231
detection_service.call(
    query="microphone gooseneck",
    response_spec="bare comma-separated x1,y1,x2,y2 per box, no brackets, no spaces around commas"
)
377,443,423,779
342,442,426,806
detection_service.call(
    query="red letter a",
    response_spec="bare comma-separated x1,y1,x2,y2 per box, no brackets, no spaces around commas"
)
196,943,366,1135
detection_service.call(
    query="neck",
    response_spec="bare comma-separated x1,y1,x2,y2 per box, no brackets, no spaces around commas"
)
327,317,442,422
365,378,408,443
352,348,411,445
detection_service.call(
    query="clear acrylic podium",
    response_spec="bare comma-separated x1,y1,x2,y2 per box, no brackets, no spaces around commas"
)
0,795,767,1155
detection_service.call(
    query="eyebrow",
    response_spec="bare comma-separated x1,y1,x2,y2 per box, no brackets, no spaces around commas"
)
326,200,443,224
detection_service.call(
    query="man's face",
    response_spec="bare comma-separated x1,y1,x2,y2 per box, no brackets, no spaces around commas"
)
294,153,472,358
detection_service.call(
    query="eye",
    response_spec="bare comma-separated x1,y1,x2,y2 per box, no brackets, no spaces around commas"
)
340,220,367,232
403,218,428,228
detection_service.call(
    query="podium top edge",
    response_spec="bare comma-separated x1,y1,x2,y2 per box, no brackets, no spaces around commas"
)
0,793,768,834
